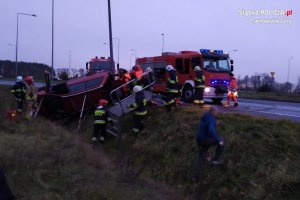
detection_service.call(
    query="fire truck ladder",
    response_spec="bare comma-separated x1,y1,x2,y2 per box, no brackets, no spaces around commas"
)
107,71,155,136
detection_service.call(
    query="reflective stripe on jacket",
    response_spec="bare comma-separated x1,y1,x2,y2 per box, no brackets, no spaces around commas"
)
94,106,111,124
195,71,205,88
166,70,179,93
228,77,238,91
129,91,147,116
11,82,26,99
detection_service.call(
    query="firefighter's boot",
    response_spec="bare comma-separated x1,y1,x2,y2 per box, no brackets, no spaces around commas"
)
234,102,239,107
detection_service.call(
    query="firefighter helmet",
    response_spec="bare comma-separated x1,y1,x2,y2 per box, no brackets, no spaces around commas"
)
165,65,174,71
133,85,143,93
194,66,201,71
146,67,152,73
132,64,141,71
16,76,23,82
24,76,34,84
98,99,108,106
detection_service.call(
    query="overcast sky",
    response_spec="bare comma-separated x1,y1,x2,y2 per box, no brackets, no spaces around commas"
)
0,0,299,83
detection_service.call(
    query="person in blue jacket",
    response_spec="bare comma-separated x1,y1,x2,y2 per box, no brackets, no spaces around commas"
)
193,106,225,182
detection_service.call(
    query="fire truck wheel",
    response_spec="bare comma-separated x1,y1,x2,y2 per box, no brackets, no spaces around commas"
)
212,98,223,104
182,85,194,103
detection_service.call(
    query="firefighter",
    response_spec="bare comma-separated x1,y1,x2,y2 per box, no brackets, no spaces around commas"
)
132,64,143,79
119,69,131,96
10,76,27,113
92,99,112,143
165,65,179,112
193,66,205,107
225,72,238,107
129,65,144,93
24,76,38,120
193,106,225,182
128,85,147,133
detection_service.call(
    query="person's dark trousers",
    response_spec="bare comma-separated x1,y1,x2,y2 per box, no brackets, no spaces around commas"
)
193,138,224,181
133,114,145,133
16,98,23,113
0,167,13,200
193,88,204,105
165,93,178,111
93,124,107,138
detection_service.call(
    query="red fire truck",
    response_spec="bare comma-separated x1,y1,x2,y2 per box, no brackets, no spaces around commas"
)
136,49,234,103
85,56,116,74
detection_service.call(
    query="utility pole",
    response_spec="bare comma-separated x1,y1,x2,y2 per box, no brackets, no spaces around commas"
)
68,50,72,77
161,33,165,54
15,13,36,77
51,0,55,81
107,0,114,72
287,56,293,83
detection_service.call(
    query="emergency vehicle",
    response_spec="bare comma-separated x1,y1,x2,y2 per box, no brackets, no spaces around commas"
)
37,56,122,117
85,56,116,74
136,49,234,103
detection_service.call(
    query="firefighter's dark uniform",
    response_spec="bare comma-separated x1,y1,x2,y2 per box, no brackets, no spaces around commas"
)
129,72,144,94
129,91,147,133
11,82,27,113
165,70,179,111
193,70,205,106
93,106,112,141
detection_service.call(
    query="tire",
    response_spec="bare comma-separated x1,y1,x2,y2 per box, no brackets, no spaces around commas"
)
182,85,194,103
212,98,223,104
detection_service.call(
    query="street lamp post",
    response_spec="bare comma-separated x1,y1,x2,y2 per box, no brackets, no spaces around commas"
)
161,33,165,54
51,0,55,81
113,38,120,70
105,38,120,69
131,49,137,64
130,53,134,67
15,12,36,77
68,50,72,77
287,56,293,83
107,0,114,72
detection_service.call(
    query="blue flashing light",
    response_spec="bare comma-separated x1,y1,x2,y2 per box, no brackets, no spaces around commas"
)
210,79,229,85
200,49,210,53
200,49,224,54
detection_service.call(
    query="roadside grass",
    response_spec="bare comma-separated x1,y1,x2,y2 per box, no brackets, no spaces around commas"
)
79,105,300,200
0,118,184,200
239,91,300,103
1,85,300,199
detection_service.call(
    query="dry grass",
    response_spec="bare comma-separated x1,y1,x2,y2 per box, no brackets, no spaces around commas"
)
1,85,299,199
105,106,300,200
0,118,184,200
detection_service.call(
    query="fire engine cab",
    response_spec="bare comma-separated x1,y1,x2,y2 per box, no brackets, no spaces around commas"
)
86,56,116,74
136,49,234,103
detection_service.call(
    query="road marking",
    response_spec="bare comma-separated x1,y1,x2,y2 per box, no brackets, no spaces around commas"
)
257,111,300,118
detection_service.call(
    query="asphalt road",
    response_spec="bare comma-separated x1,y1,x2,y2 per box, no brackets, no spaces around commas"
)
0,80,45,88
218,98,300,122
1,79,299,122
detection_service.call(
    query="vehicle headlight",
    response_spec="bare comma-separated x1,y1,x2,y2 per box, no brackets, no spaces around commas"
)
204,87,210,93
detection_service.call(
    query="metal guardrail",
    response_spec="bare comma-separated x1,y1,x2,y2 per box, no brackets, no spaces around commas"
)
109,71,155,114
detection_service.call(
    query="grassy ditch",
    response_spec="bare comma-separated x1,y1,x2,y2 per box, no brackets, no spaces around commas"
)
239,91,300,103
